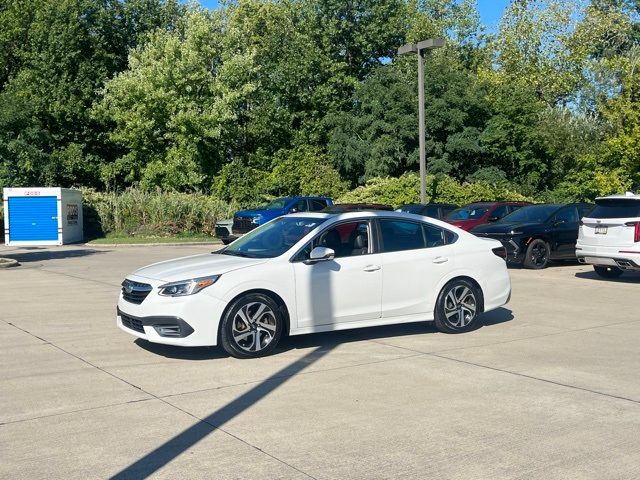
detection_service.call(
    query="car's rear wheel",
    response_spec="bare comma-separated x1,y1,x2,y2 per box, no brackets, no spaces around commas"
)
524,239,550,269
434,279,481,334
220,293,283,359
593,265,623,278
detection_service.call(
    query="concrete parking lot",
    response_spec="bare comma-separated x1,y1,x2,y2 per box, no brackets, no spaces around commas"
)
1,244,640,480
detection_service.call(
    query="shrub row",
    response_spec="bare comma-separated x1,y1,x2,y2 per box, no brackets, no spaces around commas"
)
337,173,534,207
81,189,238,238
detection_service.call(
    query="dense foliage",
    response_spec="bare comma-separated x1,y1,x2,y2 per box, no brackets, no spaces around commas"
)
1,0,640,205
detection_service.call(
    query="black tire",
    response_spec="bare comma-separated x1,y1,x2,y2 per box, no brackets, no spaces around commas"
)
523,239,550,269
220,293,283,359
593,265,623,278
434,279,481,334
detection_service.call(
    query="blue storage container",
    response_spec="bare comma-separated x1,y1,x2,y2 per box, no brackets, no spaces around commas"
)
3,187,83,246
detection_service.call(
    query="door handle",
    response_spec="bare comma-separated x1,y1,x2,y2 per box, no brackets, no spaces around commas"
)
363,265,381,272
432,256,448,264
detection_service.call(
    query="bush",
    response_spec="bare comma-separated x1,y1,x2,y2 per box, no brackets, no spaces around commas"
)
337,173,533,207
268,146,348,199
82,188,237,238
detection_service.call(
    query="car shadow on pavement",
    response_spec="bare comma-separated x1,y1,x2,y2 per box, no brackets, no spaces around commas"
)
110,345,335,480
1,247,107,263
276,307,514,353
134,338,228,360
133,308,514,360
575,270,640,284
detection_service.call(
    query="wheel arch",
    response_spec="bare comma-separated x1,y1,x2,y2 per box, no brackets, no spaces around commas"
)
217,288,291,343
441,275,485,314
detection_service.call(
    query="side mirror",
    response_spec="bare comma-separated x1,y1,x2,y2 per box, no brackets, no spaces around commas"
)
488,216,499,222
304,246,335,264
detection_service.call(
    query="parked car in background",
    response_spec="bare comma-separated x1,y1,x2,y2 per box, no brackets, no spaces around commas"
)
577,192,640,278
445,201,531,231
231,196,333,238
396,203,458,220
323,203,394,213
471,203,594,269
117,211,511,358
215,219,235,245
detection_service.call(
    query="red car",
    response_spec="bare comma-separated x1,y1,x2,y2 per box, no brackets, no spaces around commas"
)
445,201,531,231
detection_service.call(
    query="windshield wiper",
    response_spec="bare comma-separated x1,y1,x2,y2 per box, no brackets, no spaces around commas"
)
220,250,255,258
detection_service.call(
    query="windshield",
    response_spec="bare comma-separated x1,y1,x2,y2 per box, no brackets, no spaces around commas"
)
217,216,328,258
446,205,489,220
498,205,559,223
262,198,289,210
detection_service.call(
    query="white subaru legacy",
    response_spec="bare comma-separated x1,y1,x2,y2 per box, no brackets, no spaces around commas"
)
577,192,640,278
117,211,511,358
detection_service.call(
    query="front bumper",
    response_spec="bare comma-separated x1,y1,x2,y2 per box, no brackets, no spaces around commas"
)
116,275,226,346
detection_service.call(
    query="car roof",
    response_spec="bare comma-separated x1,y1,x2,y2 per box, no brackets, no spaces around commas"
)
288,210,457,228
400,203,457,207
596,192,640,201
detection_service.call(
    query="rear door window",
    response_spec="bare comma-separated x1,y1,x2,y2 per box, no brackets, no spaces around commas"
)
380,219,426,252
589,200,640,219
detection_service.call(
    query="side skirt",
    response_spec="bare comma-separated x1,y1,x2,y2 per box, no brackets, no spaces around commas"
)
289,313,435,337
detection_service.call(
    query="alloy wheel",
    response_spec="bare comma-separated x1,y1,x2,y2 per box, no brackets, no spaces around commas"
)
231,301,277,352
443,285,477,328
530,243,548,267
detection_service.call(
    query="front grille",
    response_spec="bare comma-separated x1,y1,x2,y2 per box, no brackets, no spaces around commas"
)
121,279,152,304
233,216,256,234
120,312,145,333
215,225,230,237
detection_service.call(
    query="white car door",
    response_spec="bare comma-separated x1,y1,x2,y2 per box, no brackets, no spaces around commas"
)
378,218,457,318
292,220,382,328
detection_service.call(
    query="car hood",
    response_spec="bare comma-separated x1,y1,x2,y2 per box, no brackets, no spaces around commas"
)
131,253,268,282
471,222,541,234
235,208,278,217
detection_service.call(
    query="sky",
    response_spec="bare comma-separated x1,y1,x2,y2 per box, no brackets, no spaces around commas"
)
193,1,511,30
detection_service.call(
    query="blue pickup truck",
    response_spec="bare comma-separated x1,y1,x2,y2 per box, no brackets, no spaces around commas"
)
216,196,333,244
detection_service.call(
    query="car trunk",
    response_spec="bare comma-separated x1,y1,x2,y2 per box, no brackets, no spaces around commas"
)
580,198,640,248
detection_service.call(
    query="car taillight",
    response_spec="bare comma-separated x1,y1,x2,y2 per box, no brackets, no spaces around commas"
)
625,221,640,242
492,246,507,260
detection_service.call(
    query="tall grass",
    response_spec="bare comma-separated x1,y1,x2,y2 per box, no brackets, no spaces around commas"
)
82,189,238,238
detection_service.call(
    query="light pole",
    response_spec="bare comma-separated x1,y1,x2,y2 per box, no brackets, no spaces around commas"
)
398,38,445,204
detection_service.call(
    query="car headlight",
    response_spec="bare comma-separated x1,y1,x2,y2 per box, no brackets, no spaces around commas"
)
158,275,220,297
250,215,262,224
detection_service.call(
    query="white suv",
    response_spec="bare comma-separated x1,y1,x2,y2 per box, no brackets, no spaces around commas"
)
577,192,640,278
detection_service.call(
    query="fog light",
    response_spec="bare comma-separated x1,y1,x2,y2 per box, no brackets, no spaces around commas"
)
154,325,181,337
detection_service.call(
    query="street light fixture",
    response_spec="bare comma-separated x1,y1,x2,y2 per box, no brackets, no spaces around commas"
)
398,38,445,204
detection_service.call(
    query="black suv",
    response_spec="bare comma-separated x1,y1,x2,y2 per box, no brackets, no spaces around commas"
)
471,203,594,269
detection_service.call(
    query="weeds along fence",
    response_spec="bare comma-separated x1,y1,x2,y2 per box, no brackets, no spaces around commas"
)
82,189,238,238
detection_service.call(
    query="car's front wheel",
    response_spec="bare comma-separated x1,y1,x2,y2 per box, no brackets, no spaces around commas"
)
524,239,550,269
220,293,283,359
593,265,623,278
434,279,481,334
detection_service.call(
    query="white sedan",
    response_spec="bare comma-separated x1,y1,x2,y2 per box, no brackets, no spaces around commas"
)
117,212,511,358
